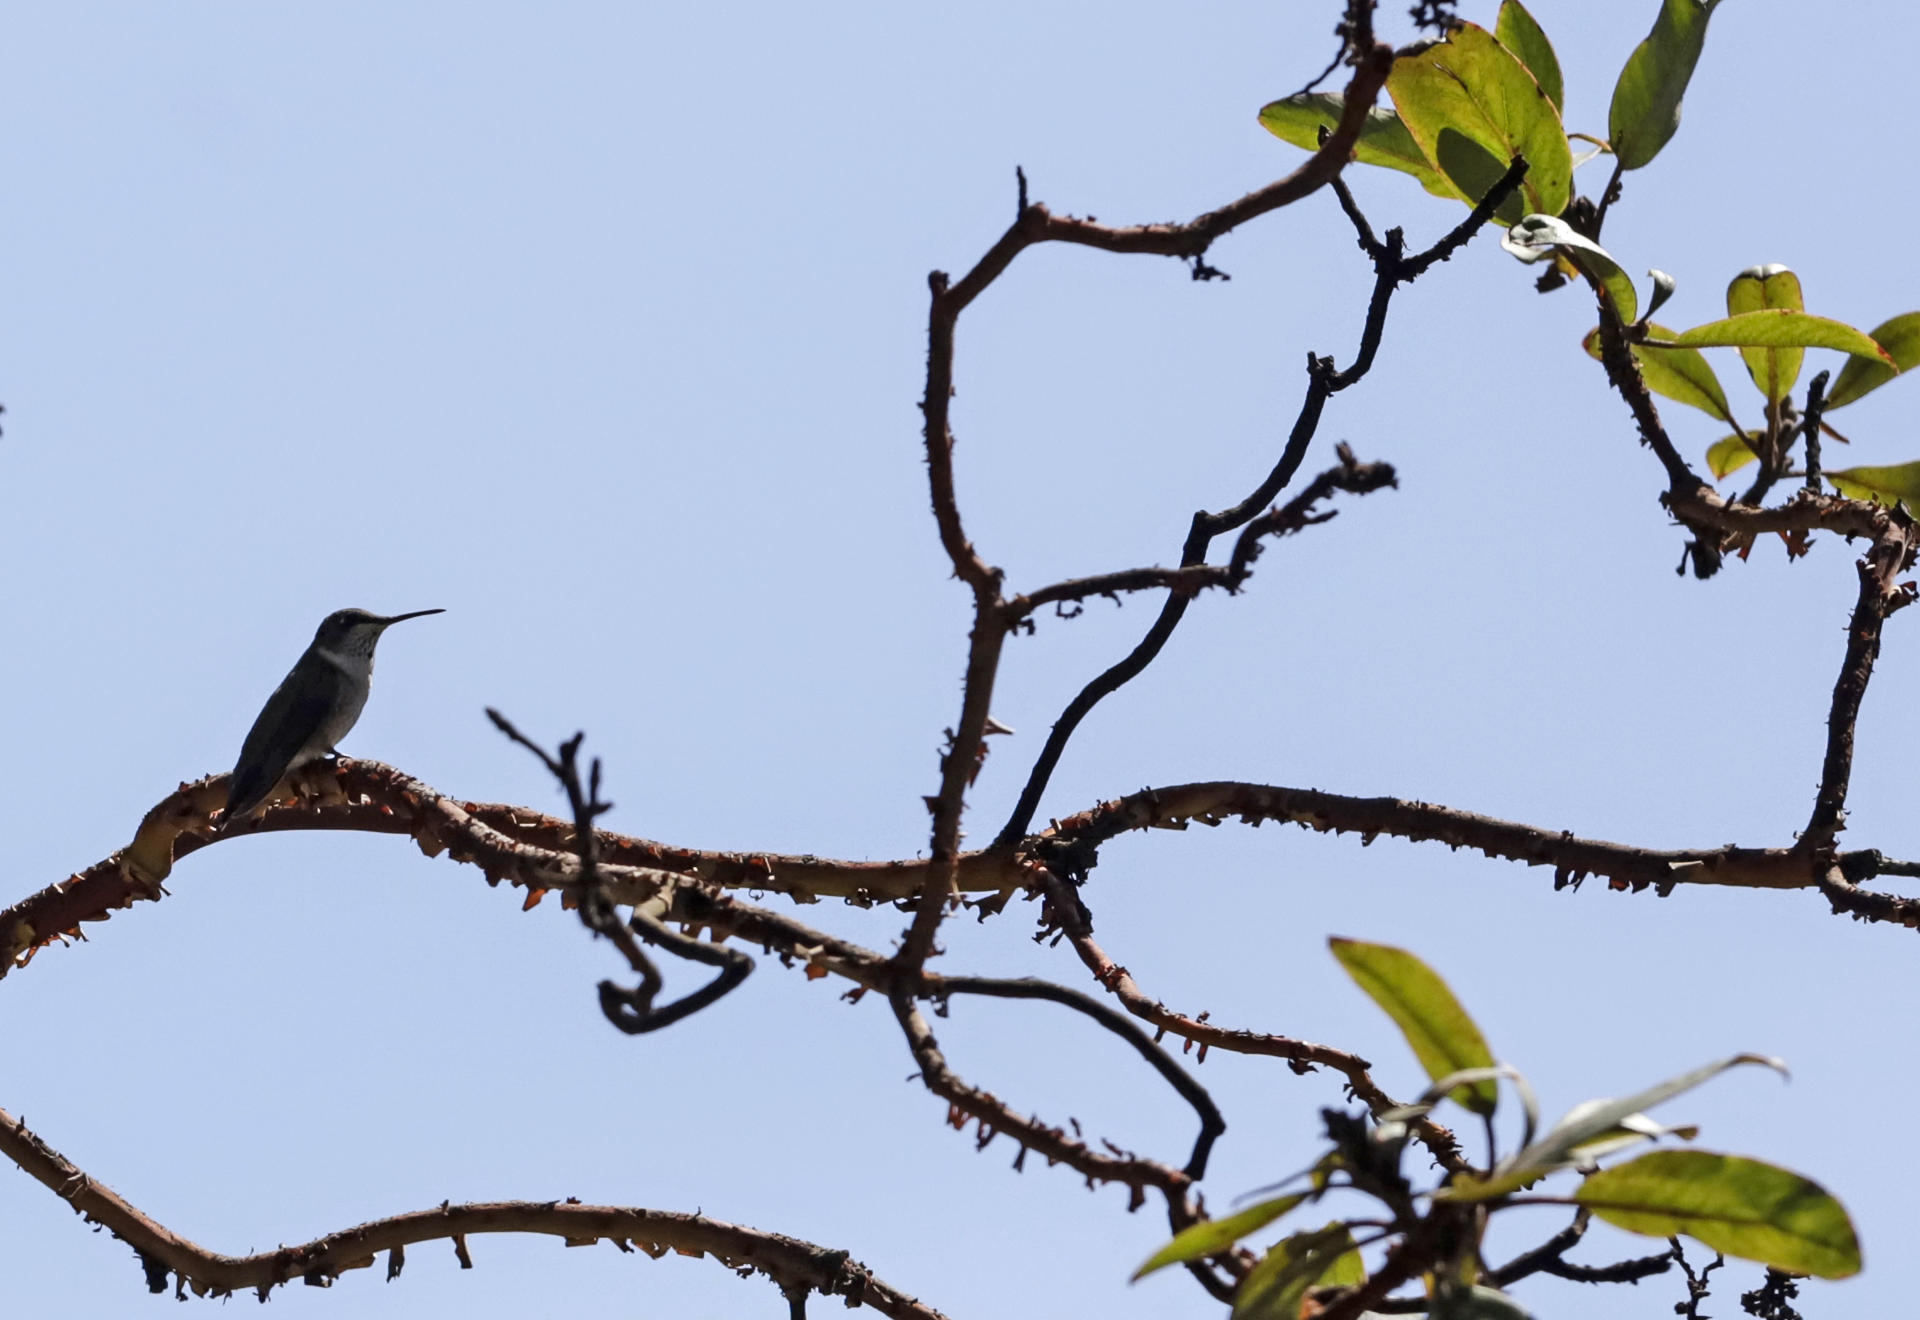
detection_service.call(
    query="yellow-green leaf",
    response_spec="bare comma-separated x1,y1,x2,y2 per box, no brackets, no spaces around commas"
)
1386,23,1571,226
1662,311,1893,365
1583,321,1737,425
1257,94,1456,201
1608,0,1724,171
1330,938,1498,1116
1705,434,1756,479
1576,1150,1861,1279
1132,1194,1306,1282
1318,1237,1366,1290
1827,461,1920,508
1726,265,1806,402
1494,1,1562,113
1827,311,1920,408
1231,1224,1355,1320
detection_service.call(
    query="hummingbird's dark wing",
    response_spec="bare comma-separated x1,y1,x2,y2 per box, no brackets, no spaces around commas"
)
225,661,353,817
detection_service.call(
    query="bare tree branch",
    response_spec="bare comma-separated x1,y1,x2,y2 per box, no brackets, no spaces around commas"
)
990,159,1527,851
901,37,1410,981
22,760,1920,991
0,1106,944,1316
1798,527,1919,852
1004,565,1233,626
1042,780,1825,894
927,973,1226,1181
1027,865,1467,1172
487,710,755,1033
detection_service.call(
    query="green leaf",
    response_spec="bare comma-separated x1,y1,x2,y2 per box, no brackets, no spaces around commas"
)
1705,434,1756,479
1826,461,1920,508
1828,311,1920,408
1330,938,1498,1116
1661,310,1893,365
1577,1150,1861,1279
1318,1237,1366,1290
1582,321,1738,425
1231,1224,1356,1320
1726,264,1806,403
1607,0,1724,171
1443,1053,1786,1202
1504,215,1636,323
1258,94,1456,200
1386,22,1571,225
1494,1,1563,113
1132,1193,1307,1282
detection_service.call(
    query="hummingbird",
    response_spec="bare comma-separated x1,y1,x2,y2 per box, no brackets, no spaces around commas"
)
224,607,444,819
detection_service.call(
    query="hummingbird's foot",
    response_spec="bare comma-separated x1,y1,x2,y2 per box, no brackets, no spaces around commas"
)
288,759,351,809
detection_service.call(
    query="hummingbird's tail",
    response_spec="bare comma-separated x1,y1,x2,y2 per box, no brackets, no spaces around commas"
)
224,766,274,820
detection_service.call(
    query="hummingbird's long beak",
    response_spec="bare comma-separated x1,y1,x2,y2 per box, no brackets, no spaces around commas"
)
375,608,446,627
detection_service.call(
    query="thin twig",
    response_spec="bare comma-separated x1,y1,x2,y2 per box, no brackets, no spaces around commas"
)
487,709,754,1033
1798,524,1919,853
1005,565,1234,626
1225,446,1398,583
1029,865,1466,1171
927,973,1226,1180
991,160,1524,849
1803,369,1831,492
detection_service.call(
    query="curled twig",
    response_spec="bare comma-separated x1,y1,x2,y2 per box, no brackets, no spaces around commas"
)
487,708,753,1033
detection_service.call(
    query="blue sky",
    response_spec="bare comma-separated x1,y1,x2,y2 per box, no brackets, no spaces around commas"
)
5,3,1918,1317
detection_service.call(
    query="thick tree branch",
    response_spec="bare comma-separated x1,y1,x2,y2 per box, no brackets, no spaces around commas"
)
21,763,1920,985
0,1106,943,1316
5,772,1217,1234
1042,780,1827,895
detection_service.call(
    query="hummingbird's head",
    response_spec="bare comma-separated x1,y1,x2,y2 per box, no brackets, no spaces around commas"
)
313,607,446,657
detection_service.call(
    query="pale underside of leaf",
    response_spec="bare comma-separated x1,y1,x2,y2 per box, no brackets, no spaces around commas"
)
1441,1052,1786,1201
1506,215,1635,322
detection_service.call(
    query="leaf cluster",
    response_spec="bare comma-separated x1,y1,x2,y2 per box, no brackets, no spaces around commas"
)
1134,940,1859,1318
1265,0,1920,526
